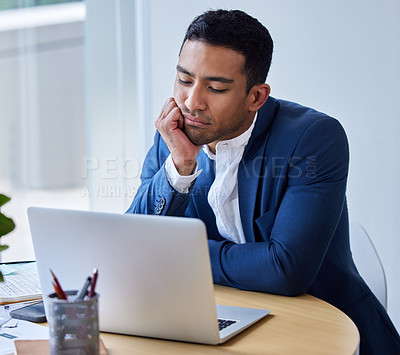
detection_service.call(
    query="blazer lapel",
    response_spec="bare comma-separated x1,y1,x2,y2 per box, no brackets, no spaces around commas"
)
238,97,278,243
191,150,221,238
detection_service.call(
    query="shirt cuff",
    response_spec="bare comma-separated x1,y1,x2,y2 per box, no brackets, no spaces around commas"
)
165,155,202,194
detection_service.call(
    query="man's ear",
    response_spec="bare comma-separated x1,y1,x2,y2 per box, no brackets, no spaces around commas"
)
248,84,270,112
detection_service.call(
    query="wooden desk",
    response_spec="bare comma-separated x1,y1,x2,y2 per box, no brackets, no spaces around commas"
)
100,285,359,355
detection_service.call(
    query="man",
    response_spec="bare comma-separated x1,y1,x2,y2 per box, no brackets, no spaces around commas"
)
127,9,400,354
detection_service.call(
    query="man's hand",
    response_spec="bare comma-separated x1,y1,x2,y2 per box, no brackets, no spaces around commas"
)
155,98,202,176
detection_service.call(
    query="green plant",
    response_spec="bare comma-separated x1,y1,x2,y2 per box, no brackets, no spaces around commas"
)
0,194,15,281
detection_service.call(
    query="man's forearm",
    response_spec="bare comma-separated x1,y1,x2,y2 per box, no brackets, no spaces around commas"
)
126,164,192,216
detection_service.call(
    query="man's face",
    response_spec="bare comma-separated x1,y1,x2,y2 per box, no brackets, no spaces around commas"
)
174,40,256,151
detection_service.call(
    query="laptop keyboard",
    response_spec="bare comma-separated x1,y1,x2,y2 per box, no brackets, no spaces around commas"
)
218,319,237,331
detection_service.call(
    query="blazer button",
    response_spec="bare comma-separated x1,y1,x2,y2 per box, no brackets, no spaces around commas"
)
154,197,166,215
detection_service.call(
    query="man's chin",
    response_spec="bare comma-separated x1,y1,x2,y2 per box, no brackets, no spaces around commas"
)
186,134,208,146
183,127,211,146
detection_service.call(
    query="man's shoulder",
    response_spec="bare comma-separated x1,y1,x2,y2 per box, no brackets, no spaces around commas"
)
259,97,343,137
272,97,336,126
250,97,347,156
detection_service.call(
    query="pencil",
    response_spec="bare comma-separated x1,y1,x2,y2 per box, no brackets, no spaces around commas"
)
76,276,92,300
50,269,67,300
88,268,98,298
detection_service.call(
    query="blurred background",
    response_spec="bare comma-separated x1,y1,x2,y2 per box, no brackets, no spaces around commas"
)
0,0,399,331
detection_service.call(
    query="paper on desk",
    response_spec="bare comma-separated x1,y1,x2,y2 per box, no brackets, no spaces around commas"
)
0,265,16,276
0,262,42,304
0,320,49,355
0,262,37,276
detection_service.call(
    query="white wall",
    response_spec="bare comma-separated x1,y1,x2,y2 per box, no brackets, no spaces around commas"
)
146,0,400,330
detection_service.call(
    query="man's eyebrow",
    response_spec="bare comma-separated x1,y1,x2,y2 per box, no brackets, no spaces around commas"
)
176,65,193,77
205,75,234,84
176,65,234,84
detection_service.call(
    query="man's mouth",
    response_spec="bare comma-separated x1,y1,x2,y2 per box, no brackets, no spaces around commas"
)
184,114,210,127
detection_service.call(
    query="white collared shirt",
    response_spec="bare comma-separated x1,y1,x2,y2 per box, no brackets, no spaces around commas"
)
165,113,257,244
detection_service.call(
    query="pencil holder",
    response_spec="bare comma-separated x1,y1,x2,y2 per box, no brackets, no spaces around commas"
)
47,291,99,355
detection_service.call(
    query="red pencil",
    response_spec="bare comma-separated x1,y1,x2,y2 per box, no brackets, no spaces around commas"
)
50,269,68,300
52,281,58,294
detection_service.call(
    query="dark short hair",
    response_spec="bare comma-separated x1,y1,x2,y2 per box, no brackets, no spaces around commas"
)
180,9,273,93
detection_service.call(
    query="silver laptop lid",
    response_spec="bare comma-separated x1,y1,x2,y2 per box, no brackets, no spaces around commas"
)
28,207,221,344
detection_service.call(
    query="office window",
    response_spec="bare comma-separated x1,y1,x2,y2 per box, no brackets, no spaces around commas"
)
0,0,150,263
0,0,82,11
0,1,87,262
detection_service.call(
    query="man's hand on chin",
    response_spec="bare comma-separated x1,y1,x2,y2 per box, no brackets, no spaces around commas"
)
155,97,202,176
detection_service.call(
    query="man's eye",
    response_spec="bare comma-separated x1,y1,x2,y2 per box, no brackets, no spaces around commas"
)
178,78,191,85
209,87,228,93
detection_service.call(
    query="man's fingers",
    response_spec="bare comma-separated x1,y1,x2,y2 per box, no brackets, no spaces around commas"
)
177,111,184,129
157,106,183,132
158,98,178,121
156,98,176,130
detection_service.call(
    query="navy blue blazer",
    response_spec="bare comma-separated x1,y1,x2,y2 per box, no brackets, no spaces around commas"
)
127,96,400,354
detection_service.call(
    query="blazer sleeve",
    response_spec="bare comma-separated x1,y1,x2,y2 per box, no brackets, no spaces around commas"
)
126,132,192,216
208,117,349,295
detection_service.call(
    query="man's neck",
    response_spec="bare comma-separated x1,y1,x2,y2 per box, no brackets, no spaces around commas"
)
207,112,257,154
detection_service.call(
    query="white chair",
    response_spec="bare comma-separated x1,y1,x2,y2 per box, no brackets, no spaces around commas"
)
349,221,387,310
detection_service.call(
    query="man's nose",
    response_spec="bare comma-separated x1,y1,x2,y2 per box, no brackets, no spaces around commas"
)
185,85,207,112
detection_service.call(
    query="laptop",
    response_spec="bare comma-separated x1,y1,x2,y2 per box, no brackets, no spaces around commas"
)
27,207,270,345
